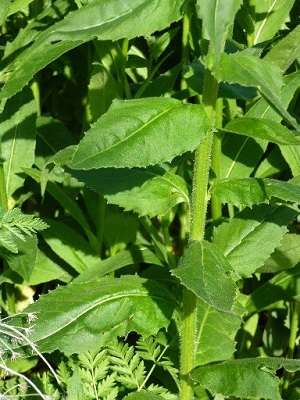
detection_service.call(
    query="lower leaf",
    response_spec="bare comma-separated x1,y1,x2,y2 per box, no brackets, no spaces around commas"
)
192,357,300,400
8,275,176,355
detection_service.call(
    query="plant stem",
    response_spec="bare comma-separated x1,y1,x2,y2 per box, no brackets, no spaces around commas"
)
211,98,223,223
180,68,219,399
282,301,300,394
0,157,8,209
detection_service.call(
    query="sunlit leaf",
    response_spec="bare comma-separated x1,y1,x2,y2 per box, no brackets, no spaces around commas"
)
172,241,237,314
213,204,298,277
69,98,209,169
9,276,175,354
197,0,242,64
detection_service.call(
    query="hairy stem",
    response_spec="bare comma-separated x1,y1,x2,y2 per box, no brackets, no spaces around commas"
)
180,68,219,399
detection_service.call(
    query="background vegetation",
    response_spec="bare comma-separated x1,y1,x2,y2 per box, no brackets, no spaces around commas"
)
0,0,300,399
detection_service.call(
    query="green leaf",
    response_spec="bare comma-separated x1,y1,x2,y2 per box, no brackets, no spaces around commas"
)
254,0,295,45
41,220,99,274
219,133,266,179
197,0,242,64
192,357,300,400
74,246,163,283
196,298,242,366
0,86,37,198
0,0,183,99
259,233,300,273
225,118,300,145
265,24,300,73
183,59,257,100
255,146,288,178
213,204,298,277
104,213,139,254
28,244,73,285
210,177,300,206
247,71,300,122
0,0,10,25
280,144,300,177
124,391,164,400
8,0,37,16
88,63,122,121
5,236,38,282
172,241,237,314
213,52,299,130
35,116,76,169
246,264,300,313
23,167,98,248
69,98,209,169
67,165,190,218
12,275,175,354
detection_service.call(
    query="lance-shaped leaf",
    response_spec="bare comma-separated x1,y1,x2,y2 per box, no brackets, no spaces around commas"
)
0,86,37,198
225,118,300,145
213,204,298,277
254,0,295,45
69,98,209,169
0,0,183,100
197,0,242,65
210,178,300,207
68,165,190,218
265,24,300,73
171,241,237,314
192,357,300,400
9,275,175,355
213,52,299,130
196,298,242,366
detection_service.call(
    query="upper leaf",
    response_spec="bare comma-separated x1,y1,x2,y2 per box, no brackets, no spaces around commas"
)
0,0,184,100
171,241,237,314
197,0,242,65
225,117,300,145
213,52,299,130
69,98,210,169
10,275,175,354
254,0,295,45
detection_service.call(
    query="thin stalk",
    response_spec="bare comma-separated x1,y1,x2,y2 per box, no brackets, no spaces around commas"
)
181,0,192,91
180,68,219,399
282,301,300,394
0,159,8,209
121,38,132,99
211,98,223,223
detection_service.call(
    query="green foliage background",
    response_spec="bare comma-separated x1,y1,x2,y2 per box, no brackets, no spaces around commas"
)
0,0,300,399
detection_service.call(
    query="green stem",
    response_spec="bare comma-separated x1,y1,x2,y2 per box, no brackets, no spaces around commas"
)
282,301,300,394
180,68,219,399
211,98,223,223
0,158,8,209
121,38,132,99
181,0,192,91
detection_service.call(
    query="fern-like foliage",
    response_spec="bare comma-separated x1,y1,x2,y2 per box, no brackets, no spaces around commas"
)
0,332,179,399
0,206,48,253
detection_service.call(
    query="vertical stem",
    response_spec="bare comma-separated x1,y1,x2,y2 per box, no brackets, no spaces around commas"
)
181,0,192,91
0,157,8,209
211,98,223,223
282,301,300,394
180,68,219,399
